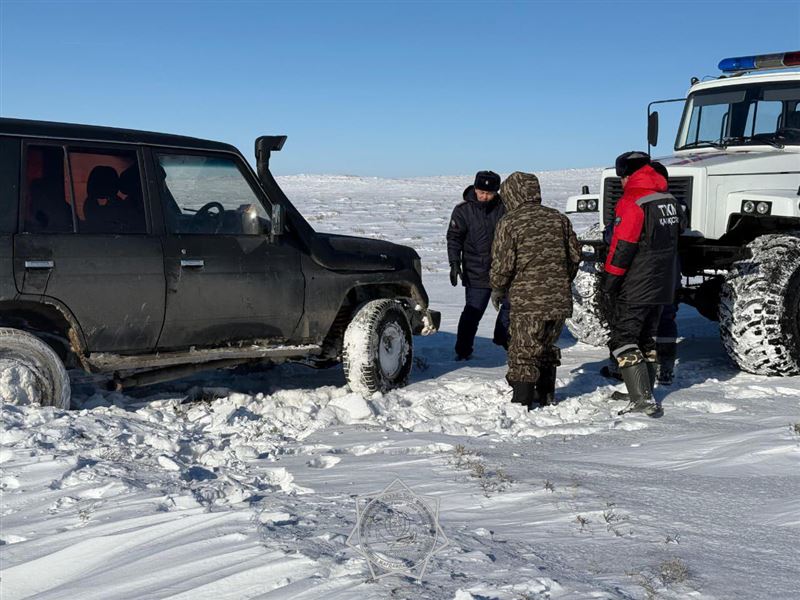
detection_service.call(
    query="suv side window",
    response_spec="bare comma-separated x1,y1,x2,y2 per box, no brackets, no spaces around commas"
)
22,145,75,233
69,148,147,234
156,153,269,235
22,144,147,234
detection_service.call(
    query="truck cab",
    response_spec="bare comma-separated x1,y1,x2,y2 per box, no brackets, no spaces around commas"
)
565,51,800,376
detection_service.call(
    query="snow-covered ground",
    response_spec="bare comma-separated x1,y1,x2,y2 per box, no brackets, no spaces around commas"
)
1,171,799,599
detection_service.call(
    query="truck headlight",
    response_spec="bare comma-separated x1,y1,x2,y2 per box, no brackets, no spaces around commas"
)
587,199,598,211
742,200,772,216
578,199,587,211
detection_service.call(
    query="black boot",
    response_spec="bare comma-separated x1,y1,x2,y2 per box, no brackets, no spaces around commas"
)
536,364,557,406
508,381,535,406
646,361,657,388
509,381,536,406
600,363,623,381
612,357,657,401
618,361,662,417
656,342,676,385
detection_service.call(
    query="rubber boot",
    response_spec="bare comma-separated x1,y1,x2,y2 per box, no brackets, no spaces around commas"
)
646,361,657,389
656,342,676,385
509,381,536,406
536,364,557,406
612,355,657,401
600,359,623,381
526,386,542,411
618,362,662,417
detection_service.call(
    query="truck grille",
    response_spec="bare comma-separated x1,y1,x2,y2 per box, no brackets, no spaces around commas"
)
602,176,693,225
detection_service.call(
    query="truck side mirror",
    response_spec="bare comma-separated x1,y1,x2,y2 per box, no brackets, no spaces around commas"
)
648,111,659,148
271,203,284,239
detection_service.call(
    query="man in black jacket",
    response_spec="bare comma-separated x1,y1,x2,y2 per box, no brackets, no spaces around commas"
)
447,170,510,360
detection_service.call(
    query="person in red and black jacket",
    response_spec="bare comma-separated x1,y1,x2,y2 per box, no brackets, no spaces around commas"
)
600,152,682,417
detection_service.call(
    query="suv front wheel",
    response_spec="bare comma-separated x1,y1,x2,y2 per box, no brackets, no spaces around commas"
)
343,299,413,394
0,328,71,408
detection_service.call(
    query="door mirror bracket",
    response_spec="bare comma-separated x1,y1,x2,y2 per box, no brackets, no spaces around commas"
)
270,204,284,240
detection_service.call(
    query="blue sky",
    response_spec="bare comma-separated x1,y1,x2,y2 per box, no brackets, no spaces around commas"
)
1,0,798,176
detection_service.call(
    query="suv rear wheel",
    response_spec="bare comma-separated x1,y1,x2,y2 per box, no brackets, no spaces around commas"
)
719,233,800,376
0,328,71,408
343,299,413,394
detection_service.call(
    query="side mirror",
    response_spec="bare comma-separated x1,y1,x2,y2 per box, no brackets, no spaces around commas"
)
270,203,284,238
648,111,659,148
240,204,261,235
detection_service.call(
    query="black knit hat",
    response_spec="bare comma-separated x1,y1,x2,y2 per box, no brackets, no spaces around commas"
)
474,170,501,192
615,151,650,178
650,160,669,183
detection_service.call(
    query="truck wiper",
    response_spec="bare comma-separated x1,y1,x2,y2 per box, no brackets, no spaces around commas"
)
679,140,725,150
722,134,784,149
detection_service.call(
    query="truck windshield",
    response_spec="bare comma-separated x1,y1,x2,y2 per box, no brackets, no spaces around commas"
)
677,82,800,150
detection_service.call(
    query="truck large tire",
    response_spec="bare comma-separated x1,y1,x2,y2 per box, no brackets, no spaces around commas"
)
343,299,413,395
566,224,612,347
719,233,800,376
0,328,71,408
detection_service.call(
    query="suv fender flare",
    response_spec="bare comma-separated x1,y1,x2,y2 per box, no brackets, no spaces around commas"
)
0,296,89,368
318,282,433,361
343,282,432,331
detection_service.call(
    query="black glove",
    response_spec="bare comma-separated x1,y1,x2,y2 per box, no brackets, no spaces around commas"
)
449,262,462,287
491,288,506,311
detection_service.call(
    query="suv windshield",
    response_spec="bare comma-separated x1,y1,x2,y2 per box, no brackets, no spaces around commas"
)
677,81,800,150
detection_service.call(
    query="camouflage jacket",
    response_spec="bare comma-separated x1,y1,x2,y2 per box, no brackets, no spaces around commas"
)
490,171,581,318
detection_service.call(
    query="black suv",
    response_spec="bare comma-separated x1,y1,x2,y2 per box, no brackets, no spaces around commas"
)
0,118,440,408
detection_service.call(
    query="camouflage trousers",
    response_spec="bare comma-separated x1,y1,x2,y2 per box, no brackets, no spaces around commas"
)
507,316,565,383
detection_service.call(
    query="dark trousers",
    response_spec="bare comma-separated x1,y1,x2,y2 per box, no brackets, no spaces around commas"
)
656,302,678,342
455,287,510,358
609,303,663,360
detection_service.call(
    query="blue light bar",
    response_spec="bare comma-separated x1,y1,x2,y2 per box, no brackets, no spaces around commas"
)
719,51,800,73
718,55,756,72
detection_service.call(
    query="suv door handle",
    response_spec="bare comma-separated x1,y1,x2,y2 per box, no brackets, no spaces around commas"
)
180,259,205,269
24,260,55,270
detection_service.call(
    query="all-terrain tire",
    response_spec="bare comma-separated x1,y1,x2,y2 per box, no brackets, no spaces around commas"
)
566,223,612,347
0,328,71,408
719,233,800,376
343,299,413,395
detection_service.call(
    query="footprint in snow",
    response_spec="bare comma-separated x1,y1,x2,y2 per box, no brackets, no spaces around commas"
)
306,456,341,469
671,400,736,414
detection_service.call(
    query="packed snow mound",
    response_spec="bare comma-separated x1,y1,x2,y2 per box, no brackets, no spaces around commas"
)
0,378,642,513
